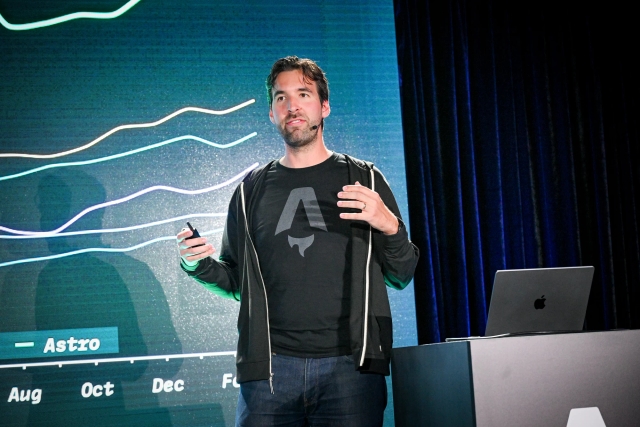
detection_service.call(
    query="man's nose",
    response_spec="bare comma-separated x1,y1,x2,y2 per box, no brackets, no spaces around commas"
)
287,99,299,112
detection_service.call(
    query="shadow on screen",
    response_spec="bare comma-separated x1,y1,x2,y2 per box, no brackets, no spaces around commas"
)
18,170,188,426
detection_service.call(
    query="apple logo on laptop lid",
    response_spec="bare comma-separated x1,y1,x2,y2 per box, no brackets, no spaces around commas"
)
534,295,546,310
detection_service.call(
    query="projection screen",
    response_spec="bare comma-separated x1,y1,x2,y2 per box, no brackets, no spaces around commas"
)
0,1,415,425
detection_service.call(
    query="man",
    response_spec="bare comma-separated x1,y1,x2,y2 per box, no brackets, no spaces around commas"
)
178,56,419,426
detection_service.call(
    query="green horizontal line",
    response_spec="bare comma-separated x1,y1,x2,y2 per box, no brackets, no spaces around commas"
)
15,342,35,348
0,0,142,31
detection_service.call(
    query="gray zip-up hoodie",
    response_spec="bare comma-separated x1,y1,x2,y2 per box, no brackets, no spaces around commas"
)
181,154,419,387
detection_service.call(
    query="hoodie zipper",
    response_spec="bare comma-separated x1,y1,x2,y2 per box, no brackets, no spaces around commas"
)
359,168,375,368
240,182,274,393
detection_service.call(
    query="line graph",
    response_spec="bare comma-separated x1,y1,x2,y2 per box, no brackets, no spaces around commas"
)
0,1,413,423
0,100,256,159
0,227,224,269
0,132,257,182
0,0,142,31
0,162,258,236
0,350,236,370
0,213,226,240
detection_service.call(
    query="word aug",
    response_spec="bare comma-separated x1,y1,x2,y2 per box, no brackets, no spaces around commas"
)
7,388,42,404
43,336,100,353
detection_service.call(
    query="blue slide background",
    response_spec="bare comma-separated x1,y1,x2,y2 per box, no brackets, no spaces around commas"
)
0,1,414,425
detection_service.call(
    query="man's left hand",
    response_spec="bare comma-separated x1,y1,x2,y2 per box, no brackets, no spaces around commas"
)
338,182,399,235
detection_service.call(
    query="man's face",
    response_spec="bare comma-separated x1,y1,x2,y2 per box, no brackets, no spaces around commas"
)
269,69,330,149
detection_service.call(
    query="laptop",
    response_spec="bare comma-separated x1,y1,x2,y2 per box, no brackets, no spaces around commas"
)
483,266,594,337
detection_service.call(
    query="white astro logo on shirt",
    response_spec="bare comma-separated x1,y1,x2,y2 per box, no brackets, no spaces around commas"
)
275,187,327,257
566,407,606,427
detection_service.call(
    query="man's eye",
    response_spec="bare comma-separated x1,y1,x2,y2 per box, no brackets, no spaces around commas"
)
276,96,285,102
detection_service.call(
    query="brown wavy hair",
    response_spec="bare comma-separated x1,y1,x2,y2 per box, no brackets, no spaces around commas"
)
266,56,329,107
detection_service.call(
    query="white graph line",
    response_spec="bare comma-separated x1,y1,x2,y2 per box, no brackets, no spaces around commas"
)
0,99,255,159
0,350,236,370
0,213,227,240
0,132,257,182
0,227,224,269
0,162,258,236
0,0,142,31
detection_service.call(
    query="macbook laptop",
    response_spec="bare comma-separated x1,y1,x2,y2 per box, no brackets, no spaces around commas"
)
483,266,594,336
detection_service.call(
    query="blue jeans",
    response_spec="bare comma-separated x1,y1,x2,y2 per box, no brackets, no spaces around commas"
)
235,354,387,427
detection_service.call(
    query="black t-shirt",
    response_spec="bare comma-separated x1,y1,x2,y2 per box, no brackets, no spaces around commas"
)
252,153,353,357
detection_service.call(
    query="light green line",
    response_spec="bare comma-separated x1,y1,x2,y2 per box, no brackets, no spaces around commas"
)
1,101,256,159
0,213,226,240
0,132,257,182
0,0,142,31
0,228,223,268
15,342,35,348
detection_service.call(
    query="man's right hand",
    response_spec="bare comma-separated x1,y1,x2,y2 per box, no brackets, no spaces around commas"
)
177,228,216,267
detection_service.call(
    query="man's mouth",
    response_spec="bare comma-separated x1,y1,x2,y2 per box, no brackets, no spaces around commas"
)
286,117,306,126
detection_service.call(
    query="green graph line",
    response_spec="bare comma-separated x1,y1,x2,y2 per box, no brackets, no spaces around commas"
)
0,132,257,182
0,213,227,239
0,228,223,269
0,0,142,31
0,100,256,159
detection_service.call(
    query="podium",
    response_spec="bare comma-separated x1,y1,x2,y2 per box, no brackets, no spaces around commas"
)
391,330,640,427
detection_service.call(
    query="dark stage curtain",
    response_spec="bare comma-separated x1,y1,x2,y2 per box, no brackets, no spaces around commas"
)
394,1,639,343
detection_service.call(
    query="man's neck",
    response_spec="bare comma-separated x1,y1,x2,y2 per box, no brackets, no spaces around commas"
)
280,138,332,168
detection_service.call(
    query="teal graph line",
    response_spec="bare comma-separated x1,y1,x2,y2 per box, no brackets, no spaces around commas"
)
0,228,223,269
0,213,227,240
0,0,142,31
0,162,259,236
0,132,257,182
0,100,256,159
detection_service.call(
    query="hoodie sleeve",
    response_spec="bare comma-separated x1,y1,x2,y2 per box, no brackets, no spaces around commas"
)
371,167,420,290
180,185,242,301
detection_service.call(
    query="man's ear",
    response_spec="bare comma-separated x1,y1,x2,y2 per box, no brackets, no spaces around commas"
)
322,100,331,118
269,108,275,124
